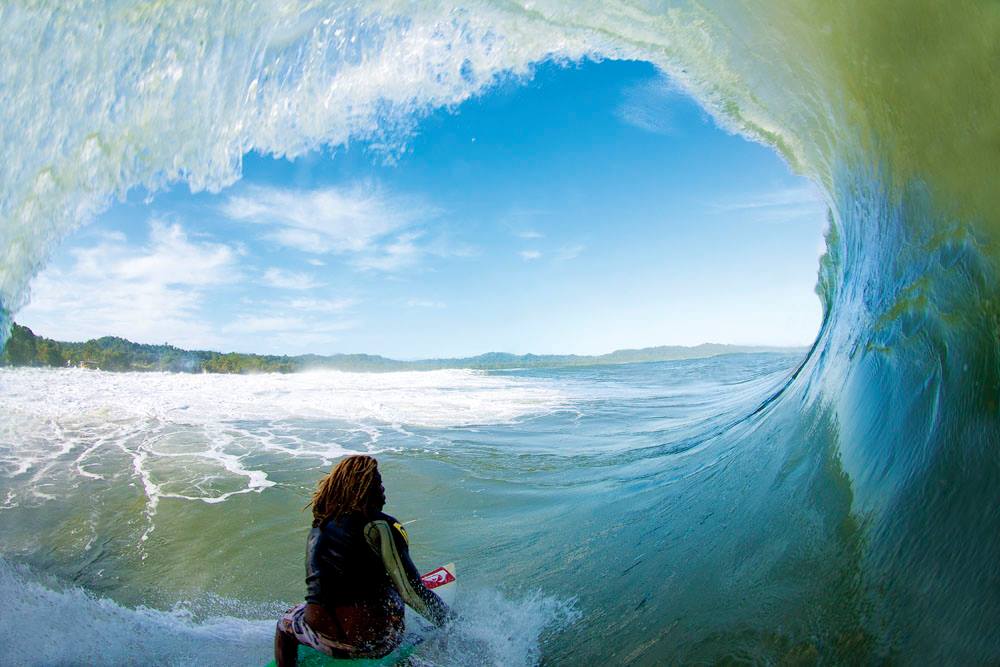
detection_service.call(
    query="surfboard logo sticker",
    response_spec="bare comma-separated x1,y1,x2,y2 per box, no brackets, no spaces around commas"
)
421,566,455,589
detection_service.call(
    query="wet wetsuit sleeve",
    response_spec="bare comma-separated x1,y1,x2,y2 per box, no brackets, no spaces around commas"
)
304,526,325,605
364,520,451,626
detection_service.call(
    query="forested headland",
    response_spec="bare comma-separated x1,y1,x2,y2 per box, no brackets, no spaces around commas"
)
0,323,297,373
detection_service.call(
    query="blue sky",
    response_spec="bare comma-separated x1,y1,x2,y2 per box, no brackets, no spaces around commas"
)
19,59,827,359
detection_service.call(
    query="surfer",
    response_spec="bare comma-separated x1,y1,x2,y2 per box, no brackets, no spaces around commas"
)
274,455,451,665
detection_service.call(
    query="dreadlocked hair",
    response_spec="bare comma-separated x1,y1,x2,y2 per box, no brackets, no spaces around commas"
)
308,455,381,528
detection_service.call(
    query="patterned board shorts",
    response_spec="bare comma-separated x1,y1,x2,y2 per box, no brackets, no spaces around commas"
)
277,603,361,658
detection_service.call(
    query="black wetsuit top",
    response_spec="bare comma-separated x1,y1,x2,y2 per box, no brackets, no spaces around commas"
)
305,511,449,625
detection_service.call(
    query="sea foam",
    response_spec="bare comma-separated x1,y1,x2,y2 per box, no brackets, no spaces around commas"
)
0,366,569,512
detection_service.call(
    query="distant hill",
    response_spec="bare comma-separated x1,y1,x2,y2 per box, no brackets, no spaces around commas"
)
1,322,807,374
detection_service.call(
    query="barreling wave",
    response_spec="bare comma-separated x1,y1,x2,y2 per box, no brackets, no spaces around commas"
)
2,0,998,663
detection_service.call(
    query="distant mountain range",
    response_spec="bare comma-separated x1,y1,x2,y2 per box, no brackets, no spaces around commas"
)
1,322,807,374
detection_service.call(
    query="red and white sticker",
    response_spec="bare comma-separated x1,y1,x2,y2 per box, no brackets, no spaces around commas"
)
421,566,455,589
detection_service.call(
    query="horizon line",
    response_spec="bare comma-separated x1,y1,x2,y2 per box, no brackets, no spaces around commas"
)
8,320,811,364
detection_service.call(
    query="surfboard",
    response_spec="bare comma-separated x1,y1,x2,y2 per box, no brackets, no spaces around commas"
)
267,563,457,667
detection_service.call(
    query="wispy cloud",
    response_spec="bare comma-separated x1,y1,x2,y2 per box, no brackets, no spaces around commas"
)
406,298,446,309
221,315,359,353
262,268,324,290
353,231,424,272
554,244,585,261
519,250,542,261
221,295,359,353
226,315,308,334
286,297,357,313
245,317,356,334
617,74,677,135
20,220,238,348
220,185,439,272
711,184,826,224
96,230,127,243
497,207,549,241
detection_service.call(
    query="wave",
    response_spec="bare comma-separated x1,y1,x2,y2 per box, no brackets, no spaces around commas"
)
0,366,569,550
0,557,575,666
1,1,998,663
0,367,570,429
0,556,276,665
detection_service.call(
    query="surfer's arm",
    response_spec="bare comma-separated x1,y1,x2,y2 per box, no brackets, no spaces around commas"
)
364,519,451,626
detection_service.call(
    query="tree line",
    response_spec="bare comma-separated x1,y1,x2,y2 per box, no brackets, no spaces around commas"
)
1,323,296,373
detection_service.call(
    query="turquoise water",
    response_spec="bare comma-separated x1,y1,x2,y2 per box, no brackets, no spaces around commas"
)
2,1,999,664
1,354,811,664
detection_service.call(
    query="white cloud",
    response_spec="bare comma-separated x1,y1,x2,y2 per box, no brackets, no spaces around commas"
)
617,74,677,135
406,298,446,309
354,231,424,272
19,220,238,348
286,297,357,313
217,296,359,354
306,258,326,266
519,250,542,261
262,267,324,290
222,314,358,345
555,244,585,261
516,230,543,240
220,184,435,256
711,184,826,224
226,315,307,334
96,230,127,243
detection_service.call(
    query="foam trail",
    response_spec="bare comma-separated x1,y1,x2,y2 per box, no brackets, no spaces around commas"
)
0,557,275,666
0,556,576,667
0,367,569,429
0,366,569,546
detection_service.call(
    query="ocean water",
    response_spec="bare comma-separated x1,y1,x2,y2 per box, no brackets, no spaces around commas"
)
3,355,799,665
2,1,999,664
